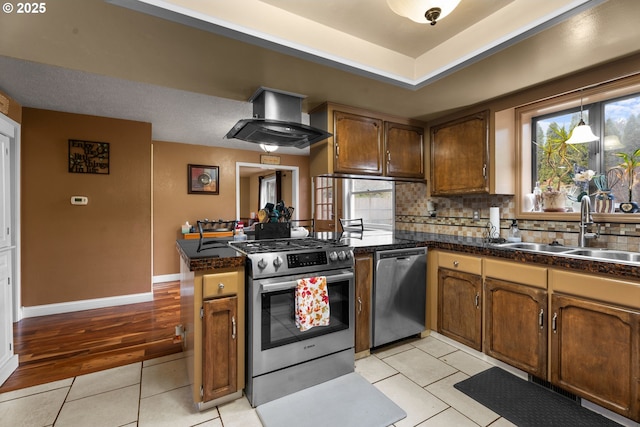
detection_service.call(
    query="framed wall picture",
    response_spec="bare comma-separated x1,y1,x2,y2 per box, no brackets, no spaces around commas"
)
68,139,110,174
188,164,219,194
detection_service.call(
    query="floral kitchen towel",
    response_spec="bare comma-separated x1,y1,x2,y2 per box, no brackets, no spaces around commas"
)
295,276,330,332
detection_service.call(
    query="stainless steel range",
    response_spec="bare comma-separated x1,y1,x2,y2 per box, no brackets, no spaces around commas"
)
229,237,355,407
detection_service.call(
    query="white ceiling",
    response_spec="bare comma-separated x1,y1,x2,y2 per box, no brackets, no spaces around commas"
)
1,0,638,155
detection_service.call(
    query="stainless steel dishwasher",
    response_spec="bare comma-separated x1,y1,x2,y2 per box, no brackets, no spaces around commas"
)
372,247,427,347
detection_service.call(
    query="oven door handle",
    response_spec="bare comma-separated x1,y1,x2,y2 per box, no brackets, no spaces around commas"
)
261,281,299,293
260,271,354,294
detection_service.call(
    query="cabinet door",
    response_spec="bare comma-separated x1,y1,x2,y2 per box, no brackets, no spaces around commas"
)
437,268,482,350
203,296,237,402
431,110,488,195
354,254,372,353
384,122,424,178
484,278,547,378
551,294,640,421
334,111,383,175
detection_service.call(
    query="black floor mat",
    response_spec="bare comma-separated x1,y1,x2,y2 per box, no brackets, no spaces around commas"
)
454,367,621,426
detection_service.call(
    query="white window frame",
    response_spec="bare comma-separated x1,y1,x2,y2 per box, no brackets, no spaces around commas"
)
516,73,640,222
259,174,276,209
343,179,395,231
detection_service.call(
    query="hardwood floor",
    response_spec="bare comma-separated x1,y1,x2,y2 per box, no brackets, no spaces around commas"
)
0,281,183,393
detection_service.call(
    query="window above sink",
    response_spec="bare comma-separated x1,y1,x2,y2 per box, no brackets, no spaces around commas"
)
516,73,640,223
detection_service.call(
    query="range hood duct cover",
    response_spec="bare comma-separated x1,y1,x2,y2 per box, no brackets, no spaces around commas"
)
225,87,331,149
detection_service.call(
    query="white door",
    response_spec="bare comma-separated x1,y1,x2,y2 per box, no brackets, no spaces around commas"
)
0,134,10,248
0,132,16,386
0,250,16,386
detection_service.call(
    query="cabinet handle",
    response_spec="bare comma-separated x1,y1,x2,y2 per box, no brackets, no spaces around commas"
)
335,143,340,158
538,308,544,329
218,283,225,290
357,296,362,314
474,292,480,308
231,316,236,340
453,261,459,268
482,163,487,179
387,150,391,164
552,312,557,333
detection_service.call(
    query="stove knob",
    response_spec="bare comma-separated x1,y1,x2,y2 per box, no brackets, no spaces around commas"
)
329,251,338,262
338,251,346,261
344,251,352,260
273,256,283,268
257,258,268,270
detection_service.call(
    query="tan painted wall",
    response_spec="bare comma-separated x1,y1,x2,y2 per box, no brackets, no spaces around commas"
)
152,141,310,276
19,110,310,306
21,108,152,306
240,176,251,218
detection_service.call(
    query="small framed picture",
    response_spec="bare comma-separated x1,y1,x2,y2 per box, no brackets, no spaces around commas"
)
188,164,219,195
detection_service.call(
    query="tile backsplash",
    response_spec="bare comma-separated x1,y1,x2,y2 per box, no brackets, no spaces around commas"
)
395,182,640,252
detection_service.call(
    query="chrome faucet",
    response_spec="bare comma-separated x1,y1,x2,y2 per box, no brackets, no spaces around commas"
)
578,196,598,247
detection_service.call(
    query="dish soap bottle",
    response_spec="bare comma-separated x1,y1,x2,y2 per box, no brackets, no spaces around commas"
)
507,219,522,242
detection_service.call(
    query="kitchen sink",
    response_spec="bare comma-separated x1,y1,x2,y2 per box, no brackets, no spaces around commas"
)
496,242,640,265
564,249,640,263
496,242,574,253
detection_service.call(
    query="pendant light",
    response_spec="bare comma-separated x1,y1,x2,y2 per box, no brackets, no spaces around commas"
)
566,93,599,144
387,0,461,25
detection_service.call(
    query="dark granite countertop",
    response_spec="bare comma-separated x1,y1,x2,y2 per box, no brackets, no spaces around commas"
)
176,231,640,280
176,238,245,271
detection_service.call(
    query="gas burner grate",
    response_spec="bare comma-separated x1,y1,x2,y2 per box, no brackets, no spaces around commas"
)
230,237,345,254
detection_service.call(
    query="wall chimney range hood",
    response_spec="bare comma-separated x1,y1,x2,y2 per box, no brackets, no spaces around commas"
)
225,87,331,149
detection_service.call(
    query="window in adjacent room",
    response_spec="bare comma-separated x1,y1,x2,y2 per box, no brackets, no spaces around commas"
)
314,176,333,222
259,174,276,208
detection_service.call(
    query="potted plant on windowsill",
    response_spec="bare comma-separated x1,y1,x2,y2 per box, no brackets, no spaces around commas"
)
612,148,640,213
536,123,587,212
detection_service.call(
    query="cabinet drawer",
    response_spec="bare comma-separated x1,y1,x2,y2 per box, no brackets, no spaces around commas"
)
203,271,239,298
484,258,547,289
550,269,640,310
438,252,481,275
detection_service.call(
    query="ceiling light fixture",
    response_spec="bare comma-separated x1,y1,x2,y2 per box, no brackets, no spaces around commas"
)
260,143,278,153
386,0,461,25
566,92,599,144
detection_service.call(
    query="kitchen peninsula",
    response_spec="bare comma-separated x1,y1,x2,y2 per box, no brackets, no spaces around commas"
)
176,239,246,410
177,232,640,422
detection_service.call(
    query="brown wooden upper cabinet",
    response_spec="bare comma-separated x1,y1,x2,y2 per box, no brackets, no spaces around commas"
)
431,110,489,195
334,111,383,175
310,103,425,180
384,122,424,178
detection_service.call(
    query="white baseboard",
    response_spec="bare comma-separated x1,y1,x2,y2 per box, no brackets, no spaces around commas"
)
153,273,180,283
21,292,153,318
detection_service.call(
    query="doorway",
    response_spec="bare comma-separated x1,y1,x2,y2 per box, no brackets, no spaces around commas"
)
235,162,299,223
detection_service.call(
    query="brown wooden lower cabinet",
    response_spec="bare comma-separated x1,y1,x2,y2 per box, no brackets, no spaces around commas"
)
203,296,238,402
551,293,640,421
437,268,482,351
484,278,547,378
354,254,372,353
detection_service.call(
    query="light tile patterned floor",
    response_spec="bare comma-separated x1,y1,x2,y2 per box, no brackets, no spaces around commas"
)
0,335,633,427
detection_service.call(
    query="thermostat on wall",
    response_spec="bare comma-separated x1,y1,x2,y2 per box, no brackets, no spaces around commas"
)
70,196,88,205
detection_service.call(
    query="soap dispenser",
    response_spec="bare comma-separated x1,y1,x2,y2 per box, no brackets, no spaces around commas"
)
507,219,522,242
